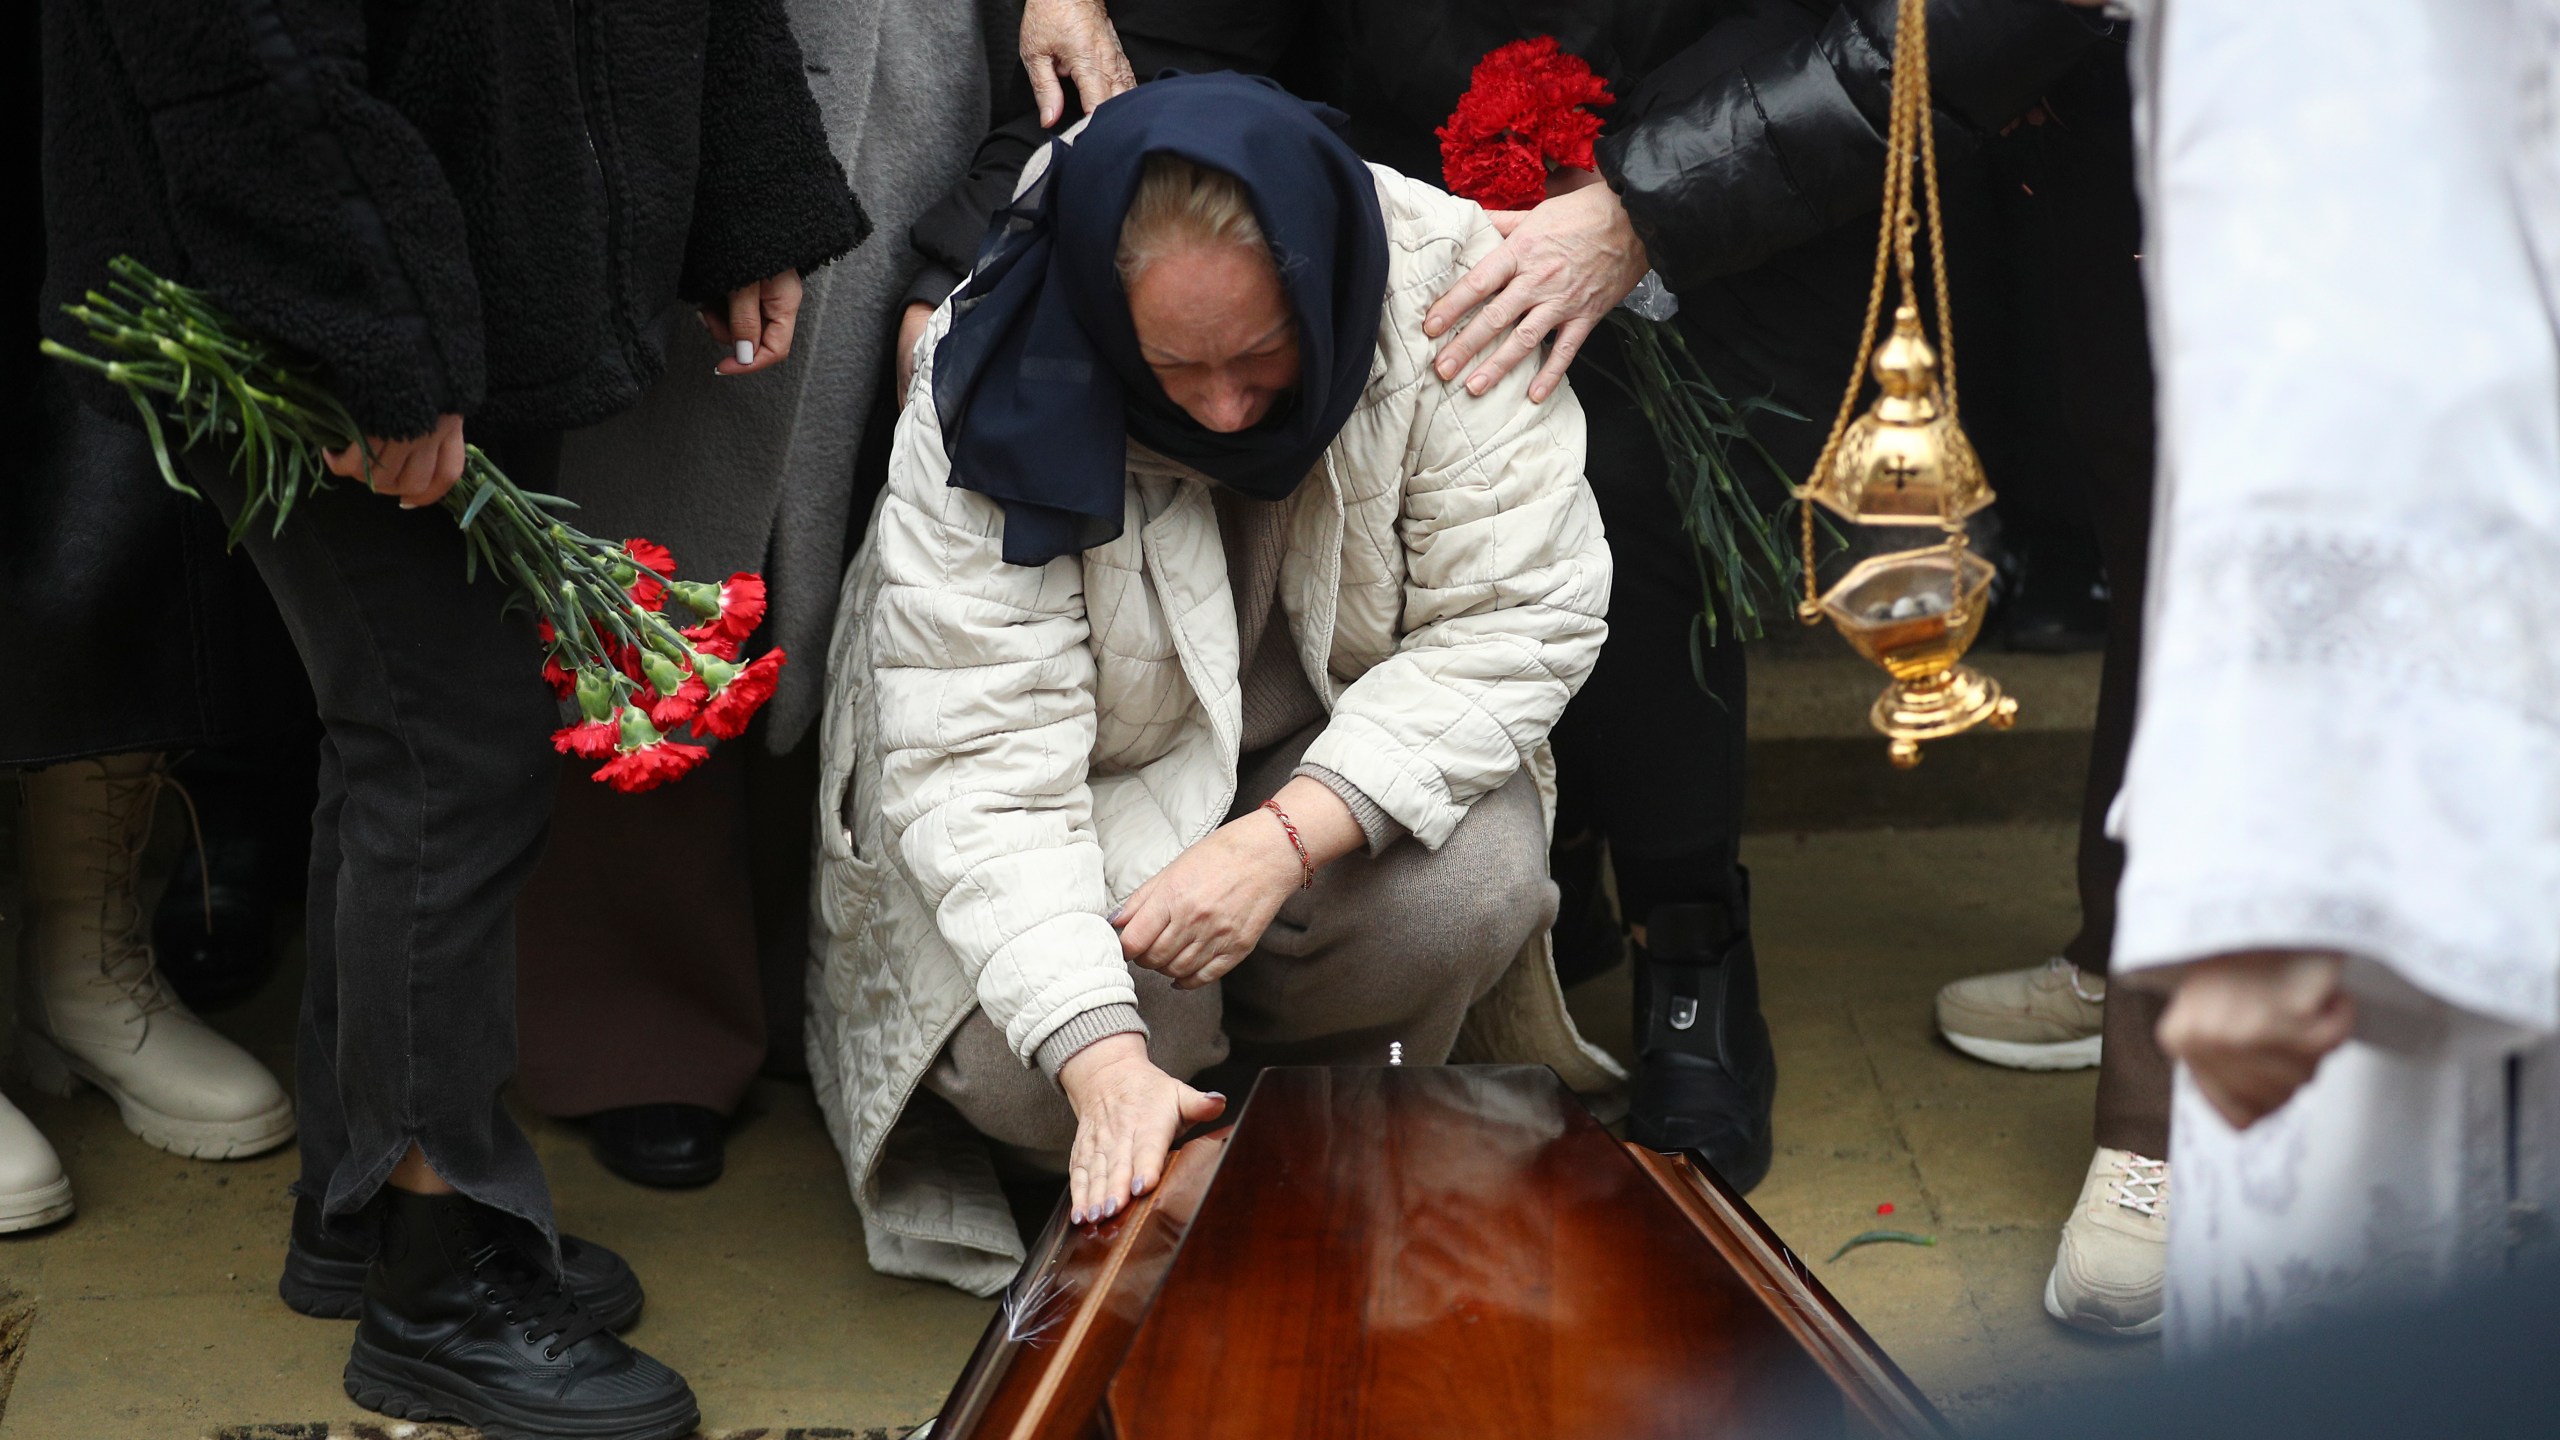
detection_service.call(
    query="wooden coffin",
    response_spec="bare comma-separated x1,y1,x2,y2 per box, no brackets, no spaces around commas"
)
930,1064,1949,1440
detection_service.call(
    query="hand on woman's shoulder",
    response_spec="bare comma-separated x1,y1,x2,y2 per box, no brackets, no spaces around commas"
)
1363,165,1516,394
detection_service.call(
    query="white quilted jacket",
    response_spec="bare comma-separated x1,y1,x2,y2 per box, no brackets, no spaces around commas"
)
809,160,1623,1295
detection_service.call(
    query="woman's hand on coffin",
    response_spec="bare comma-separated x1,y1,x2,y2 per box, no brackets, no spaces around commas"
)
2157,950,2356,1130
325,413,465,509
1057,1033,1227,1223
702,269,805,375
1111,779,1362,988
1422,178,1649,404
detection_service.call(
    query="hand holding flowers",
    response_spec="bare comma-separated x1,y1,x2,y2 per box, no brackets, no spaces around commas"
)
44,256,783,792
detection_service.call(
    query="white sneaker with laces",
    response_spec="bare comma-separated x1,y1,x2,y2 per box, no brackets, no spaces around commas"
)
15,755,294,1160
2044,1146,2167,1338
1935,956,2106,1070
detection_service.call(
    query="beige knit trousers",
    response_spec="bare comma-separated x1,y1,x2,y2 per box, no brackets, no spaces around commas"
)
925,722,1555,1158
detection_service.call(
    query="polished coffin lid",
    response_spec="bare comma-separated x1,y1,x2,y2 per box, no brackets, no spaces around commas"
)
933,1065,1948,1440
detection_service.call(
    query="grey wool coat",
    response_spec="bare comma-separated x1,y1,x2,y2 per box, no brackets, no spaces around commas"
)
551,0,1003,751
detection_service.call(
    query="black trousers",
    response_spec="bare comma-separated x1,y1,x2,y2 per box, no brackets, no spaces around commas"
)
1549,318,1751,924
189,429,565,1242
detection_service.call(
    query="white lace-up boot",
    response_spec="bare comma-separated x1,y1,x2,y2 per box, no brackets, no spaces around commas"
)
15,754,294,1159
0,1089,72,1231
2044,1146,2167,1337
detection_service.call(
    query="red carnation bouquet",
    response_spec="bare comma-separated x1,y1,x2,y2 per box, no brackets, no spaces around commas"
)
1436,37,1616,211
1440,41,1800,653
45,257,781,792
534,538,787,792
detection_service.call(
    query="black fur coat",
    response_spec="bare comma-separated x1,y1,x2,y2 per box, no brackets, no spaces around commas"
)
38,0,869,437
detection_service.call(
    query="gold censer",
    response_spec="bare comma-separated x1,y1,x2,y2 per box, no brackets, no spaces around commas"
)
1794,0,2017,767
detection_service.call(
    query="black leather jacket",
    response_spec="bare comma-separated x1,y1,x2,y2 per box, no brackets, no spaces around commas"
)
40,0,868,436
1598,0,2095,292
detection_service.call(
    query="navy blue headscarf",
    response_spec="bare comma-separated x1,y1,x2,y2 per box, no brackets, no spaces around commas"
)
931,72,1390,567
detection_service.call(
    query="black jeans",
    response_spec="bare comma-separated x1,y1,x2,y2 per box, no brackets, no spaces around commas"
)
189,428,565,1242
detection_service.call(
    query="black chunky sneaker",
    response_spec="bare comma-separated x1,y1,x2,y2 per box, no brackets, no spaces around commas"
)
1629,888,1778,1193
343,1188,697,1440
281,1191,645,1331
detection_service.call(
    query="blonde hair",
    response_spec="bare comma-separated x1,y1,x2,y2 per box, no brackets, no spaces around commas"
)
1116,154,1277,288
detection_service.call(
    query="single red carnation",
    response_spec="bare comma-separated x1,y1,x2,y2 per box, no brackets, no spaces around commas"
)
622,538,675,611
537,619,577,698
592,739,710,794
550,718,620,759
1437,37,1615,209
624,538,676,575
1527,104,1605,174
681,572,770,650
692,649,787,741
606,637,648,683
1442,139,1547,211
645,671,710,730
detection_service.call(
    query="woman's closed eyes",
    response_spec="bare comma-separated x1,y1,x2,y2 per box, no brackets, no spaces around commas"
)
1127,244,1303,433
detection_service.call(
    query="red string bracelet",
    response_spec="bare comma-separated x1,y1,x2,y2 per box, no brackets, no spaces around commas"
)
1260,799,1318,889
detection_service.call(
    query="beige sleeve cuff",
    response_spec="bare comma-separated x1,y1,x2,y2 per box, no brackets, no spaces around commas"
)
1299,763,1408,857
1032,1003,1148,1081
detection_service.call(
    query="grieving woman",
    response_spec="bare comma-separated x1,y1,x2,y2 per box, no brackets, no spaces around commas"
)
810,72,1618,1293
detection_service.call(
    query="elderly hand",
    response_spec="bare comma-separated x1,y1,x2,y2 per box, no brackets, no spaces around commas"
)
1423,177,1650,404
701,269,804,376
1021,0,1135,129
324,412,466,509
1111,776,1361,989
1057,1034,1227,1223
2157,950,2357,1129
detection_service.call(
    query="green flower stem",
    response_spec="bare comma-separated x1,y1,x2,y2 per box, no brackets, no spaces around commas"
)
42,255,726,718
1591,312,1806,670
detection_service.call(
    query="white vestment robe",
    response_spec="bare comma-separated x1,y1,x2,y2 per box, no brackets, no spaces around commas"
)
2112,0,2560,1357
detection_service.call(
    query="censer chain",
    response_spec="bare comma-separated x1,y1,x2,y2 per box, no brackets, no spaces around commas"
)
1796,0,1962,619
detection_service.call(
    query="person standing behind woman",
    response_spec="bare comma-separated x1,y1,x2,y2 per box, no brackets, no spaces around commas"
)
38,1,864,1435
511,0,995,1193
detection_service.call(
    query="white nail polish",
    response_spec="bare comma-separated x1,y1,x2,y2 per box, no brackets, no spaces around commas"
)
735,340,755,366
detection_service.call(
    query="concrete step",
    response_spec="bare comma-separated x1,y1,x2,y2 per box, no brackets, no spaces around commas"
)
1743,630,2100,833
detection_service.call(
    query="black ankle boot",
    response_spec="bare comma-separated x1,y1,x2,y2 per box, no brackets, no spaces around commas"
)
282,1192,645,1331
150,805,280,1013
589,1103,727,1189
151,742,309,1012
1630,888,1777,1192
344,1189,697,1440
